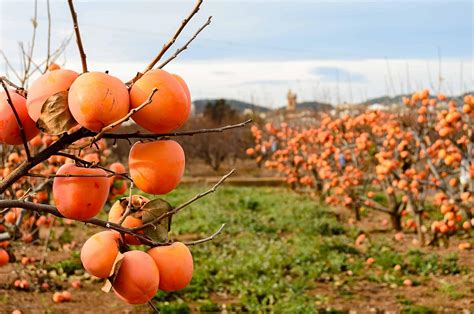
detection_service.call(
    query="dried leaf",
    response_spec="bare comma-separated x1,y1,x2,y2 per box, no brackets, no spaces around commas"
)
141,199,173,243
36,90,77,135
102,251,124,293
101,280,112,293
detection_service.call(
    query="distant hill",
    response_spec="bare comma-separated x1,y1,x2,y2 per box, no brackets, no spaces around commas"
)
361,91,474,106
293,101,333,112
193,99,270,114
275,101,333,112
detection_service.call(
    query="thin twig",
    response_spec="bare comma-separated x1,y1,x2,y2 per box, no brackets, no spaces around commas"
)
183,224,225,246
53,152,133,182
73,88,158,149
67,0,87,72
148,301,160,313
103,119,253,140
158,16,212,69
0,78,31,160
25,172,121,179
0,76,24,92
133,169,235,232
44,0,52,72
118,182,134,225
129,0,203,84
40,217,55,266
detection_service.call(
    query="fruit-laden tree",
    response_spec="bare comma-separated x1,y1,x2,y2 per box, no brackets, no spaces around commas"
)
0,0,250,309
248,91,474,247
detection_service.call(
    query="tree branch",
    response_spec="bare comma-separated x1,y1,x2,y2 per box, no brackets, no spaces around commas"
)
133,169,235,232
129,0,204,84
183,224,225,246
158,16,212,69
73,88,158,149
103,119,252,140
0,127,90,194
0,200,159,247
67,0,87,72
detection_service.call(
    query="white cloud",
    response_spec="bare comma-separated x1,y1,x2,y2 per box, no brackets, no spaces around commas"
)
58,58,472,108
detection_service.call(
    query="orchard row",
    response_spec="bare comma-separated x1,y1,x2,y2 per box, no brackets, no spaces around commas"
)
248,91,474,246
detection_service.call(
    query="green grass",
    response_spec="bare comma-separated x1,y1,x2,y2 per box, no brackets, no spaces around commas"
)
132,186,466,313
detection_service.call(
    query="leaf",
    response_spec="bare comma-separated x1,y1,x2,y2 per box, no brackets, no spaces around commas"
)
36,91,77,135
101,251,124,293
141,199,173,243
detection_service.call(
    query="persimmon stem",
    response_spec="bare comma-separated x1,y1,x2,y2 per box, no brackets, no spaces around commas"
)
67,0,87,72
117,182,135,225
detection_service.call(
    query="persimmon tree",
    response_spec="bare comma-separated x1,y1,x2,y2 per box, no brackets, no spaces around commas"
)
248,90,473,246
0,0,250,309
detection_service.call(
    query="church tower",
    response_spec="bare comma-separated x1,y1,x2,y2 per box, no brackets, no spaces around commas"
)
287,89,297,111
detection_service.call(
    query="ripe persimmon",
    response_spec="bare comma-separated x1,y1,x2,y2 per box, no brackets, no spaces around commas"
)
0,90,39,145
80,231,120,278
112,250,160,304
148,242,193,292
129,69,190,132
108,162,126,186
53,164,109,220
26,69,79,121
0,249,9,266
68,72,130,131
129,140,185,194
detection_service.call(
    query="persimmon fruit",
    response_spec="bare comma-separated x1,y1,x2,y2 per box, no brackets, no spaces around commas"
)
53,164,109,220
68,72,130,131
0,90,39,145
80,231,120,278
129,140,185,195
26,69,79,122
129,69,190,133
148,242,193,292
112,250,160,304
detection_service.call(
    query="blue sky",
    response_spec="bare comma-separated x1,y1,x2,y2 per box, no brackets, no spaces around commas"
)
0,0,473,106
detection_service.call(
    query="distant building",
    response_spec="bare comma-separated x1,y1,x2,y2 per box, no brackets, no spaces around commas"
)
287,89,297,111
367,103,387,111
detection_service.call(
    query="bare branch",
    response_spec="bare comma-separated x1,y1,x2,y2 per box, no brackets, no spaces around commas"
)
0,51,23,83
67,0,87,72
0,127,91,194
0,78,31,160
0,200,159,247
184,224,225,246
103,119,253,140
133,169,235,232
73,88,158,149
158,16,212,69
130,0,204,83
0,76,25,94
44,0,52,72
53,152,133,182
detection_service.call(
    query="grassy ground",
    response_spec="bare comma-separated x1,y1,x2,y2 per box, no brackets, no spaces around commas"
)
148,186,473,313
1,186,473,313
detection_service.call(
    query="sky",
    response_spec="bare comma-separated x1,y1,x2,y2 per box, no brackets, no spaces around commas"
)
0,0,473,108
